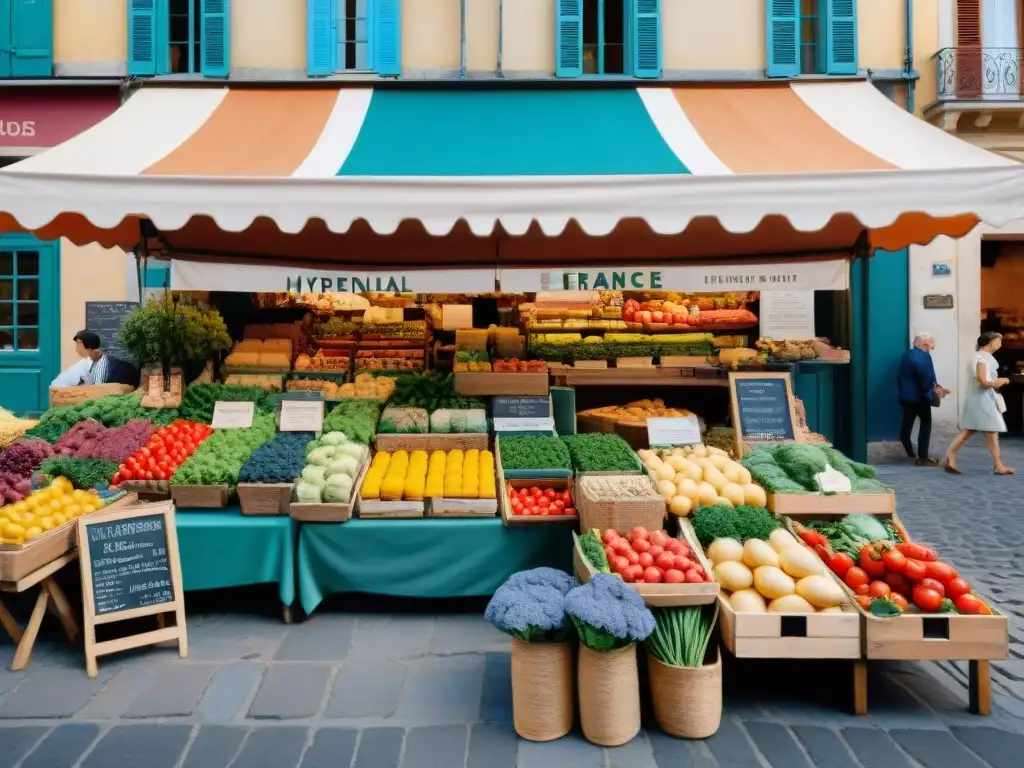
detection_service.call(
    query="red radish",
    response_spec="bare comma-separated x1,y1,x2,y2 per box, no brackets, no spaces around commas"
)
663,569,685,584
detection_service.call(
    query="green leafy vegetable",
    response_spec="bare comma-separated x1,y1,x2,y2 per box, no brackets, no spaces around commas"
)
177,383,274,425
645,603,719,668
741,444,889,494
579,530,611,573
560,434,639,473
39,457,119,489
322,399,383,444
499,436,572,471
170,413,276,486
26,395,146,443
691,504,780,546
388,373,484,411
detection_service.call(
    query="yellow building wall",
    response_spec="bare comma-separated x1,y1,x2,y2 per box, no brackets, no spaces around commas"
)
60,242,127,370
53,0,124,64
232,0,306,69
913,0,940,115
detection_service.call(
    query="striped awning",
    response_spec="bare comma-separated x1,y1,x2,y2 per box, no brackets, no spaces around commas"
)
0,81,1020,262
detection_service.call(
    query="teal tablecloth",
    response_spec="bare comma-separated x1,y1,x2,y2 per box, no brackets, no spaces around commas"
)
297,518,572,614
176,508,296,606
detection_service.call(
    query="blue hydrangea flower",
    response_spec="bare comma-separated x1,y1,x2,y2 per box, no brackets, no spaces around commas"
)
484,568,575,642
564,573,655,651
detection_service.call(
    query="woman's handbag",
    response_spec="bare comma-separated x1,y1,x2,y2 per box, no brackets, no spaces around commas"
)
996,392,1008,414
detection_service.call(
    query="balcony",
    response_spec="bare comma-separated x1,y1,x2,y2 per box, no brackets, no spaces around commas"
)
926,47,1024,132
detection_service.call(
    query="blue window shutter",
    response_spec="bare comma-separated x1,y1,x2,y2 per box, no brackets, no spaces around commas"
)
373,0,400,76
632,0,660,79
555,0,582,78
0,2,12,78
201,0,229,77
307,0,335,76
11,0,52,77
127,0,157,75
825,0,857,75
765,0,799,77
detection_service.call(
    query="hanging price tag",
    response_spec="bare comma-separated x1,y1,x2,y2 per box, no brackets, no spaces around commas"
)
279,400,325,432
211,401,255,429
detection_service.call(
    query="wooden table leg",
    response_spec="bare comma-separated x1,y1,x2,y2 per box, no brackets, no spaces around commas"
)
282,604,293,625
44,578,78,643
0,599,23,645
11,584,50,671
852,659,868,715
970,660,991,715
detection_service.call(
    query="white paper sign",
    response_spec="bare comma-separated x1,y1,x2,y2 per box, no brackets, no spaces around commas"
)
815,464,852,493
493,417,555,433
759,291,816,341
646,417,702,447
211,401,255,429
279,400,325,432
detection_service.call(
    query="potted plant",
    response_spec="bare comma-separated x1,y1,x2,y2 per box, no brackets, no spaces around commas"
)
118,295,231,403
645,603,722,739
485,567,575,742
564,573,655,746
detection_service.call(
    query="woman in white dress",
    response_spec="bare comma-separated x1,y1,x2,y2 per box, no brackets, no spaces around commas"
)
944,332,1013,475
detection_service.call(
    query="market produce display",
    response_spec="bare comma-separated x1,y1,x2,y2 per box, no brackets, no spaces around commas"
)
638,445,765,518
295,350,351,373
0,438,54,505
0,408,38,449
323,399,384,444
39,457,119,490
238,432,315,484
430,409,487,434
792,517,994,616
622,296,757,328
691,503,780,547
177,383,273,425
112,420,213,484
561,434,640,473
577,474,662,506
364,448,496,501
0,476,105,544
295,432,368,504
355,347,425,372
579,527,712,585
51,418,155,464
578,400,691,428
224,374,284,391
505,482,575,517
498,435,571,472
388,373,484,411
171,413,276,486
741,444,888,494
378,407,429,435
25,394,145,443
490,358,546,373
706,526,844,614
223,338,293,369
529,333,714,363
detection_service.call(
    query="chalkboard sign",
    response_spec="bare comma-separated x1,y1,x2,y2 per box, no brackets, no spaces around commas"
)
728,372,799,456
85,301,138,363
78,500,187,678
493,396,550,419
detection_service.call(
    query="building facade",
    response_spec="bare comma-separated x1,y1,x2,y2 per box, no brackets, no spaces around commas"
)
2,0,942,426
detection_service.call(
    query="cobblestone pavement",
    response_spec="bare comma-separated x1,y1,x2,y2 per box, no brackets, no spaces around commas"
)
3,439,1024,767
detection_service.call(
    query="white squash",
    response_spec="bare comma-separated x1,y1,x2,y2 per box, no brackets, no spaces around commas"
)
768,595,816,613
742,538,780,569
708,537,744,565
753,566,796,599
778,546,823,579
796,575,845,608
728,589,767,613
768,528,800,552
714,561,754,592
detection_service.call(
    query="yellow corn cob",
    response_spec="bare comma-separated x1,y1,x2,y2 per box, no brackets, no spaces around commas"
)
404,471,426,501
380,474,404,501
479,475,495,499
479,451,496,498
370,451,391,473
361,467,385,499
425,472,444,498
447,449,464,463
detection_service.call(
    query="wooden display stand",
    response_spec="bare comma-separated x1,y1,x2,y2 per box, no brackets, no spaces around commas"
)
0,553,79,671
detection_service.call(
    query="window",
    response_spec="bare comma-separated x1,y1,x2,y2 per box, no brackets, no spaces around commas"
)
556,0,661,79
766,0,857,78
128,0,230,77
0,0,54,78
0,248,41,352
307,0,401,77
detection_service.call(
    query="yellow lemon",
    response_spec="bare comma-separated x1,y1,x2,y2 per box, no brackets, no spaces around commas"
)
72,489,91,502
3,522,25,539
63,504,82,519
38,516,55,531
51,477,72,493
51,512,67,525
19,510,35,524
11,500,28,515
59,494,76,507
48,499,62,514
24,526,42,540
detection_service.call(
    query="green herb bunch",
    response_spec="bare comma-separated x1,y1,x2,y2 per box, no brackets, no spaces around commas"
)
560,434,639,473
170,413,276,486
118,295,232,370
691,504,780,546
499,435,571,471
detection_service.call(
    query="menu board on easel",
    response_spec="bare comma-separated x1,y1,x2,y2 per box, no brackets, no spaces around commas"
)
728,372,800,457
77,500,187,678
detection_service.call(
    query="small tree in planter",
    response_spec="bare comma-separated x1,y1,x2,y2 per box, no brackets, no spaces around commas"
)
485,567,576,742
118,295,231,404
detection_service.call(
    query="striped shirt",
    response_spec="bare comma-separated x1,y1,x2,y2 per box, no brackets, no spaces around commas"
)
84,355,110,385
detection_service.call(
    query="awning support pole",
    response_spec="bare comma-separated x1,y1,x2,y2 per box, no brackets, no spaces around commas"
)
496,0,504,77
460,0,467,79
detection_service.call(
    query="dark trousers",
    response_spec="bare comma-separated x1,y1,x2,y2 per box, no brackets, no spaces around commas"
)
899,400,932,459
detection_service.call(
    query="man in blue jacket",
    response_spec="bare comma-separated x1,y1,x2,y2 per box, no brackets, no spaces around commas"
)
897,333,949,465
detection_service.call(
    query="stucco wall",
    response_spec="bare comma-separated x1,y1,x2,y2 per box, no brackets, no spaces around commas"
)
60,241,127,369
53,0,125,66
233,0,305,70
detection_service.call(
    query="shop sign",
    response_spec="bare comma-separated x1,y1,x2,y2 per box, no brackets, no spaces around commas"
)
923,294,954,309
0,90,120,149
170,260,496,295
493,396,553,433
499,259,849,294
727,372,800,457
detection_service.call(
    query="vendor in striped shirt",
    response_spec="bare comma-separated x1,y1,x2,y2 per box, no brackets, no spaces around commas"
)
72,330,109,386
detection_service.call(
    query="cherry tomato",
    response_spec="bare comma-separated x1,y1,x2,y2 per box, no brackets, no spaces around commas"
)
925,561,959,585
545,488,556,499
121,468,134,480
859,546,886,579
854,583,870,596
868,581,891,598
886,572,911,597
945,577,971,600
827,552,855,578
911,585,944,613
954,594,991,615
139,447,151,459
904,559,928,582
564,507,577,517
888,593,909,613
845,566,869,589
919,578,946,597
112,473,122,485
537,497,549,507
881,549,907,573
856,596,873,609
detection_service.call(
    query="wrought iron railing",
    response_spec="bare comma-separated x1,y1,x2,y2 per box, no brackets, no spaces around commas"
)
936,46,1024,99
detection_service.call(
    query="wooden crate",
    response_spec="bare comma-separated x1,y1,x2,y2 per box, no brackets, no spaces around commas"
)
454,372,549,396
571,524,718,608
572,360,608,369
615,357,654,368
237,483,294,516
170,484,231,509
494,435,572,480
119,480,171,501
428,497,498,518
356,497,425,519
768,489,896,518
499,475,577,526
375,433,489,453
49,383,134,407
289,460,368,523
0,521,76,583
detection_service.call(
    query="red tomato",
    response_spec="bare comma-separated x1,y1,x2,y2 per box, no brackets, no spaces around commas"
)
601,529,618,544
903,559,928,582
611,556,629,573
139,447,151,459
121,468,134,481
663,569,685,584
552,500,565,511
854,584,870,596
868,581,891,598
561,492,572,504
638,552,654,568
650,530,670,548
919,578,946,597
625,565,645,583
911,585,944,613
655,552,676,571
625,550,641,566
881,549,907,573
564,507,577,517
630,527,650,542
886,572,911,597
544,488,556,499
859,547,886,578
604,545,616,561
945,577,971,600
827,552,855,578
537,497,549,507
612,539,631,555
112,473,122,485
856,596,873,610
632,538,651,553
529,486,541,496
648,545,664,558
845,567,869,589
889,593,909,613
954,594,991,615
673,555,692,572
643,567,663,584
664,539,683,556
925,561,959,585
684,569,704,584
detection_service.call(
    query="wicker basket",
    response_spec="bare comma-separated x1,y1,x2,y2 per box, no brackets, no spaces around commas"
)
576,413,616,435
238,483,294,516
646,647,722,739
511,638,574,742
576,475,665,533
577,644,640,746
613,420,649,450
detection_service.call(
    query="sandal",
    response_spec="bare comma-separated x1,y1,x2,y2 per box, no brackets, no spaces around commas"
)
943,462,962,475
994,466,1015,475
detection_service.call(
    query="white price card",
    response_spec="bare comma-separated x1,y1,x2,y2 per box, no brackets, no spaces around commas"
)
493,417,556,433
815,464,852,493
646,416,702,447
211,401,255,429
279,400,325,432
